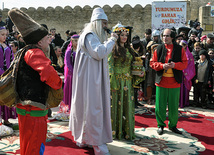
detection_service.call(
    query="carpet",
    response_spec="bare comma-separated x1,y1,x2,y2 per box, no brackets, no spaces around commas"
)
123,105,214,155
0,105,213,155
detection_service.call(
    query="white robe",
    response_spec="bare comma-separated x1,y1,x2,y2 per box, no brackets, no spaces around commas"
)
69,32,115,145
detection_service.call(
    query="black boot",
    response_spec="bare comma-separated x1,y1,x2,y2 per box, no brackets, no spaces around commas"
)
48,109,52,117
169,127,182,134
157,126,164,135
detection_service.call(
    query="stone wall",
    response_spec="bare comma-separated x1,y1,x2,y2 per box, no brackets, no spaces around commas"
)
0,1,213,40
1,4,152,40
199,6,214,34
189,0,212,20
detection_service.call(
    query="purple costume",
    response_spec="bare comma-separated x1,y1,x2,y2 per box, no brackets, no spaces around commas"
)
63,34,79,110
0,37,17,122
179,40,195,108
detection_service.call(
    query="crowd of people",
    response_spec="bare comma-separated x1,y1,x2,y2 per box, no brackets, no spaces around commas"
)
0,7,213,155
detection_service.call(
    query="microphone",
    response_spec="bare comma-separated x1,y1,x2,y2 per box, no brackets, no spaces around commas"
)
168,58,173,63
165,58,173,73
103,27,112,34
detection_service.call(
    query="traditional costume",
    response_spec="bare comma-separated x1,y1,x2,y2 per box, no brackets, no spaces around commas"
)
109,26,144,140
150,38,188,134
63,34,79,110
0,26,16,126
8,9,62,155
69,8,116,155
179,40,195,108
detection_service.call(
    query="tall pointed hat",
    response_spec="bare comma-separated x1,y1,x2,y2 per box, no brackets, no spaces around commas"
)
8,8,48,45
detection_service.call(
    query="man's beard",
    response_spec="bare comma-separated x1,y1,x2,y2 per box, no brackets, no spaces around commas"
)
98,28,107,43
101,29,107,43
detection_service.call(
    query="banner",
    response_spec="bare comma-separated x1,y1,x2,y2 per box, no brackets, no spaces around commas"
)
211,6,214,17
152,1,187,31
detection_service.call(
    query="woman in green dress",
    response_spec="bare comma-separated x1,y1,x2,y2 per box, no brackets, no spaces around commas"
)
108,26,145,140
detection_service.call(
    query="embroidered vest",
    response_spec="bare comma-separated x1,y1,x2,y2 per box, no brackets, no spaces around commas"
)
16,48,49,109
155,43,183,84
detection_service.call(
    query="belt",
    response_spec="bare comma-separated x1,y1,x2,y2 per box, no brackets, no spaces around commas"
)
16,107,48,117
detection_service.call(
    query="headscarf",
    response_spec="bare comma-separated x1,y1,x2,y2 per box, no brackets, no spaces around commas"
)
0,26,6,31
66,34,80,52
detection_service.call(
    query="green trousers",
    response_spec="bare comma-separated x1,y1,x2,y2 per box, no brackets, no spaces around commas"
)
155,86,180,128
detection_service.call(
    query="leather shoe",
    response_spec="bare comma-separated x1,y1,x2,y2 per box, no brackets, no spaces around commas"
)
157,126,164,135
169,127,182,134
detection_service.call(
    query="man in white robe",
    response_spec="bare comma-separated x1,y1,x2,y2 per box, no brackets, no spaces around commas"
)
69,7,118,155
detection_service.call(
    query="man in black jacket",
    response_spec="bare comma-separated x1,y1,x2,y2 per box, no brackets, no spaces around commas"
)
150,28,188,135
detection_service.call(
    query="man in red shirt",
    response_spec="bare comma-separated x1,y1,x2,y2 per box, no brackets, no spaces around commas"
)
150,28,188,135
8,9,63,155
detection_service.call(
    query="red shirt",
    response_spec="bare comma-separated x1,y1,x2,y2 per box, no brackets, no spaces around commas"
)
17,48,63,111
150,44,188,88
24,48,62,90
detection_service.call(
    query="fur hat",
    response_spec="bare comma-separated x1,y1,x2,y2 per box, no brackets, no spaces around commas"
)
8,9,48,45
90,7,108,22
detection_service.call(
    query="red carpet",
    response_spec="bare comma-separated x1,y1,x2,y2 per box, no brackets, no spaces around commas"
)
135,106,214,155
43,106,214,154
44,131,94,155
1,106,214,154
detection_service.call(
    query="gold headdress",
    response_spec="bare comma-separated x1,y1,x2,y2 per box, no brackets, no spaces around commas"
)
112,22,129,34
113,27,129,34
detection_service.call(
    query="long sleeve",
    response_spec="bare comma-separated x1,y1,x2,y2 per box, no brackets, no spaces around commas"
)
85,33,116,60
150,44,188,88
64,48,73,72
108,52,118,90
24,49,62,90
0,47,4,75
108,52,114,75
183,48,195,81
150,47,188,71
208,62,213,82
150,49,164,71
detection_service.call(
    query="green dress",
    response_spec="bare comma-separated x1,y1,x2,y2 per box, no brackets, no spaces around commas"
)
108,49,135,140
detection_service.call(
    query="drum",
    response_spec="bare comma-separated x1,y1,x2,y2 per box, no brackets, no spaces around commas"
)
132,61,144,75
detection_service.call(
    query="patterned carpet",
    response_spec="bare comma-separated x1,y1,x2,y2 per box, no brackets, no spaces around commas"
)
108,127,205,155
0,104,214,155
108,104,214,155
